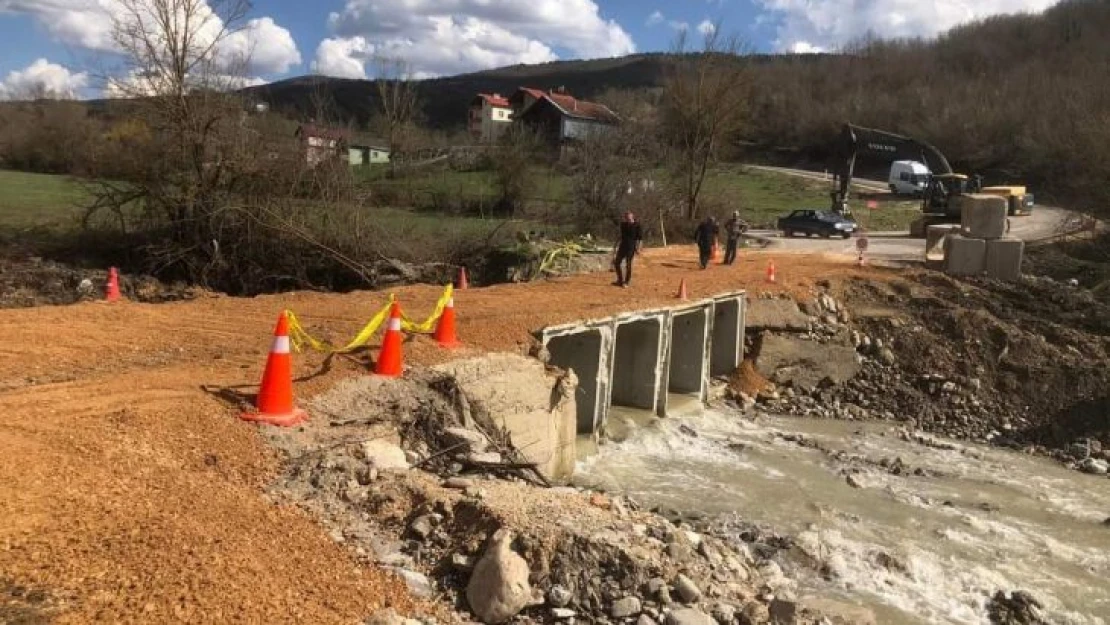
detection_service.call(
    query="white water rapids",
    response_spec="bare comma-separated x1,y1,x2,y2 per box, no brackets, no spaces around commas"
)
573,403,1110,624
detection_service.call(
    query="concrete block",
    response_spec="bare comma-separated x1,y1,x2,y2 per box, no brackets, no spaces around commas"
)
960,194,1008,239
925,224,962,261
943,234,987,276
612,317,663,412
434,353,578,480
986,237,1024,281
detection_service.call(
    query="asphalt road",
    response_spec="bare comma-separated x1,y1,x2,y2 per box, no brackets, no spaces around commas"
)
743,165,1080,263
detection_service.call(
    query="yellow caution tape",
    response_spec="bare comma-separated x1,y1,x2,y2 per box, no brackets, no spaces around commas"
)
400,283,453,334
284,284,453,353
537,242,583,277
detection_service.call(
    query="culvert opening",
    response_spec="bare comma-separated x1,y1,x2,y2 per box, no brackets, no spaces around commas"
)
669,308,708,396
611,318,662,411
711,298,742,377
546,329,604,434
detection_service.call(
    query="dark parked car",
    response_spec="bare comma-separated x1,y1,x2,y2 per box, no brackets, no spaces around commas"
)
776,210,858,239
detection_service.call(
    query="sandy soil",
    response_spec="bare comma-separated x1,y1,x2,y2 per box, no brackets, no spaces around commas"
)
0,246,885,622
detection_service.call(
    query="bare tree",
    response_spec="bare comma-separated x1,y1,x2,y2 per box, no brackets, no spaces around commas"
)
661,25,750,219
373,56,420,173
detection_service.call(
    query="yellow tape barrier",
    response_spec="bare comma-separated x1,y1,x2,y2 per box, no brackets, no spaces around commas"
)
285,284,453,353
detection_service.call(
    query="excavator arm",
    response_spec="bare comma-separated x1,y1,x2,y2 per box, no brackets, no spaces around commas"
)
830,123,954,212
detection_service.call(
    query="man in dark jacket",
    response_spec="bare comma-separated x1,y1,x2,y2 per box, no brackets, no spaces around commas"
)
694,216,719,269
723,211,748,265
613,211,643,287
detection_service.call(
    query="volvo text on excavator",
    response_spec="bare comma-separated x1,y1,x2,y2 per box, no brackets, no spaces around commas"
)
829,124,1034,235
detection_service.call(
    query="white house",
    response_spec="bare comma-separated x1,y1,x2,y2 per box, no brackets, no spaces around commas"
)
468,93,513,143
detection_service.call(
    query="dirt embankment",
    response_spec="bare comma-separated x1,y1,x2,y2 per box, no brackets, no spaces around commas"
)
740,270,1110,471
0,248,879,624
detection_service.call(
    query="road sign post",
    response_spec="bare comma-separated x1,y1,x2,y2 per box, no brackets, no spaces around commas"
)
856,235,868,267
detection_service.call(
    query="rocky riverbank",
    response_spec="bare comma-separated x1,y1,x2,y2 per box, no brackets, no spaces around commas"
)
732,270,1110,479
260,358,841,625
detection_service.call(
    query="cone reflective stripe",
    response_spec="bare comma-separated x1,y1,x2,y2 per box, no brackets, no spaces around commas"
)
375,302,404,377
433,297,461,348
676,279,688,300
456,267,469,290
105,267,122,302
241,312,307,427
766,261,776,283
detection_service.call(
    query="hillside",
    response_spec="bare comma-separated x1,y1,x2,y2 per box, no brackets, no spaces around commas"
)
244,0,1110,211
243,54,671,132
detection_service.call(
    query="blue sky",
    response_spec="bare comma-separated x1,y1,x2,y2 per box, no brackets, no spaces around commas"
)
0,0,1059,98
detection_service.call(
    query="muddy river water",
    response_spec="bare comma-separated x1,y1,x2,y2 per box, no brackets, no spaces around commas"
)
574,403,1110,624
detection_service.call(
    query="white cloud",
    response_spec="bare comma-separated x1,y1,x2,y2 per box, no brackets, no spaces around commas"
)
697,19,716,35
220,17,302,75
0,58,89,99
313,36,375,79
756,0,1058,51
0,0,301,77
789,41,824,54
647,10,664,26
315,0,635,78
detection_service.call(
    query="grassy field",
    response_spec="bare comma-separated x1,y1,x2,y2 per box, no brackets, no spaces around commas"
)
357,163,923,232
0,170,88,230
0,165,922,237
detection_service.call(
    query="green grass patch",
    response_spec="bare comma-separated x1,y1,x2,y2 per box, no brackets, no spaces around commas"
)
698,165,922,231
0,169,89,230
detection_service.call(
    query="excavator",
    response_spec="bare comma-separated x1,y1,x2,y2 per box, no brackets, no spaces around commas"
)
829,123,1034,236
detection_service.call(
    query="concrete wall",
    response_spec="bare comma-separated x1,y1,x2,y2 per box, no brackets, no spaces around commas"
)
434,354,577,481
710,295,745,376
538,290,746,438
545,327,607,434
667,307,709,395
611,317,663,412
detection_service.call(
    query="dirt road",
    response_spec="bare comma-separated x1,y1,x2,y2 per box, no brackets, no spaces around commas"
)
0,248,876,623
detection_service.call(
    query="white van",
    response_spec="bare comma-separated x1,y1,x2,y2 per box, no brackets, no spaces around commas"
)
888,160,930,195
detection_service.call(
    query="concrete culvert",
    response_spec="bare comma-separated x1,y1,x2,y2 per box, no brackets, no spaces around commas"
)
668,307,709,397
710,297,743,377
545,329,605,434
611,317,663,412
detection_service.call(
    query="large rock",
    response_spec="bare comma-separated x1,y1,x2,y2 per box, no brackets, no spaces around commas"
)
612,597,643,618
665,608,714,625
361,440,410,471
442,427,490,454
673,574,702,604
435,354,577,480
1079,458,1109,475
746,299,810,332
466,529,533,624
755,334,861,392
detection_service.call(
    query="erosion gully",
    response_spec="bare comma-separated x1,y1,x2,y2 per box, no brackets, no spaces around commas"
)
574,402,1110,625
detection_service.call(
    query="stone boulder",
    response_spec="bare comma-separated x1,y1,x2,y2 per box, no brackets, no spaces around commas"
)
466,529,533,624
360,440,410,471
756,334,861,393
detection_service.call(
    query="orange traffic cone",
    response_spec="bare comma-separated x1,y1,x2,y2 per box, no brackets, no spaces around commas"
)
105,267,122,302
676,279,688,300
375,301,404,377
456,266,469,290
240,312,307,427
434,296,461,348
766,260,777,284
711,241,720,262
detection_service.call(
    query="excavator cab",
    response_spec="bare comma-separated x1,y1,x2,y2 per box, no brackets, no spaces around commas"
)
925,173,969,217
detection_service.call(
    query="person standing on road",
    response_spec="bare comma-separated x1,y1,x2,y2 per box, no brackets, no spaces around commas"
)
612,211,643,288
723,211,748,265
694,216,719,270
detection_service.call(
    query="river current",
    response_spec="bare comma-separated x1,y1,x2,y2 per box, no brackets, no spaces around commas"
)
574,402,1110,624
